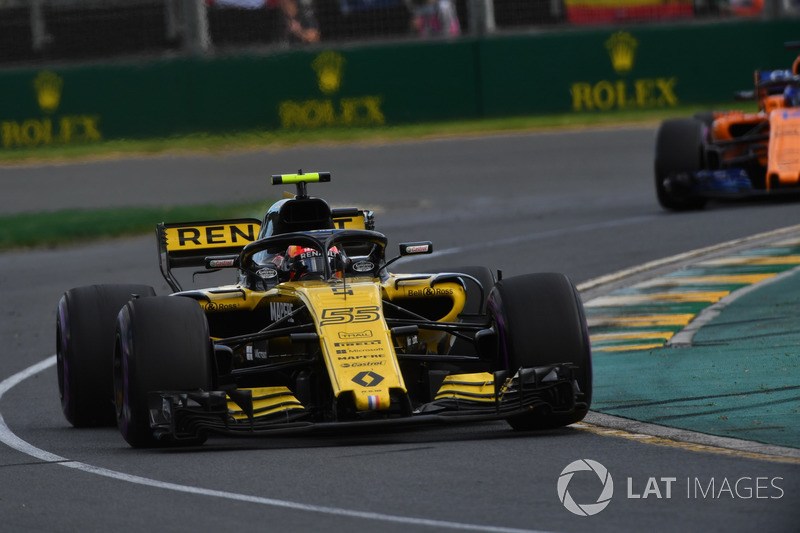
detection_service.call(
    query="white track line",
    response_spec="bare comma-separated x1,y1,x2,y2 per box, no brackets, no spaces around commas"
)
5,223,800,525
403,215,659,261
0,355,553,533
668,263,800,347
577,223,800,292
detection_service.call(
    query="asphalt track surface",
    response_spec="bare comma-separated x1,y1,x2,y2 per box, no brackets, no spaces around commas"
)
1,127,799,532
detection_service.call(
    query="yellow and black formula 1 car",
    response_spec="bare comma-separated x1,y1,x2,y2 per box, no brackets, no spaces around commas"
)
56,172,591,448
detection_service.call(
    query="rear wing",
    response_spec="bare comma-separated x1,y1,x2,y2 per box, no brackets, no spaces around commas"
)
331,207,375,231
157,209,374,292
157,218,262,292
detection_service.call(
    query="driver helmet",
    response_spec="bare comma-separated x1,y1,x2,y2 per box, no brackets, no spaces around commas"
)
286,245,344,280
784,83,800,108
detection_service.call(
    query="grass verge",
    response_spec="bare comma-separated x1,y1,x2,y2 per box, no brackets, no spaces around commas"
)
0,202,268,251
1,103,757,251
0,103,753,165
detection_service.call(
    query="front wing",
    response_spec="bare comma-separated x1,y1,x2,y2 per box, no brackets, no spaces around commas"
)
147,364,584,441
665,168,800,199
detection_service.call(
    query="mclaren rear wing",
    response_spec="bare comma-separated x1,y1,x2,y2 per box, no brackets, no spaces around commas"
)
157,208,374,292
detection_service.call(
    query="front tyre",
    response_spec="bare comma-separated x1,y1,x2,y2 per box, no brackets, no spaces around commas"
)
488,273,592,430
114,296,213,448
654,118,708,211
56,284,155,427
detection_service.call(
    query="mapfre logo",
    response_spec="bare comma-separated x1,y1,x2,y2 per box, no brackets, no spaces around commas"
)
557,459,614,516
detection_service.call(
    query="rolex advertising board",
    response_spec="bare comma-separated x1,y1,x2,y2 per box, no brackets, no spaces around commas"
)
0,19,797,149
0,61,194,149
1,70,103,149
275,44,479,129
0,43,478,149
478,19,800,118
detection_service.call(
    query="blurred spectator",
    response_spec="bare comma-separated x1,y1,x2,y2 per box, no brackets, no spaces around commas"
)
276,0,320,45
210,0,269,7
721,0,764,15
410,0,460,37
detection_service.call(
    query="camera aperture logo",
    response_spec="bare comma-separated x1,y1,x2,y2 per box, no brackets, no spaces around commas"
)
557,459,614,516
558,459,786,517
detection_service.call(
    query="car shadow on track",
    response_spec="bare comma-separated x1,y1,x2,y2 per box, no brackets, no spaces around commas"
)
140,422,581,455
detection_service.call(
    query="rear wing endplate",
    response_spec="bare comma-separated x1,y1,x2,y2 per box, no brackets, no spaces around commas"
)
158,218,262,292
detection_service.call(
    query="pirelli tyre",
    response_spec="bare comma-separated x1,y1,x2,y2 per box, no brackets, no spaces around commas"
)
114,296,213,448
488,273,592,430
654,118,708,211
56,284,156,427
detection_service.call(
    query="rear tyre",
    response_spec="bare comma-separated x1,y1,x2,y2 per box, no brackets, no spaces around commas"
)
654,118,708,211
56,284,155,427
114,296,213,448
488,273,592,430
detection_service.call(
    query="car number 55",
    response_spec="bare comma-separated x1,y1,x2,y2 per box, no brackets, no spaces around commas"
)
319,306,380,326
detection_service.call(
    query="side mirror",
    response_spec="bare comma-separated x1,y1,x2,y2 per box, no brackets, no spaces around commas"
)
380,241,434,274
399,241,433,256
204,255,239,269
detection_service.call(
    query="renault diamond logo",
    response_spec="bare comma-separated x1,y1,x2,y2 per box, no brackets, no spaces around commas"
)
352,371,384,387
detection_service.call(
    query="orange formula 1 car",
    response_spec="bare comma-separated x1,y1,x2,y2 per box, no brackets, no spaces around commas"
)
654,42,800,210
